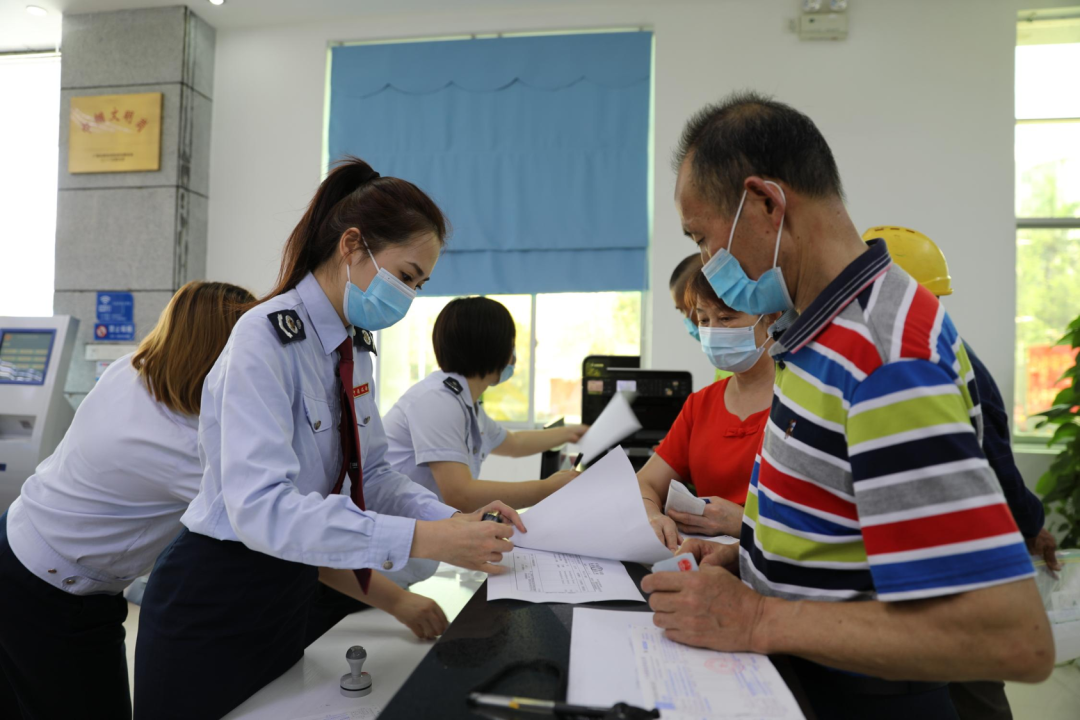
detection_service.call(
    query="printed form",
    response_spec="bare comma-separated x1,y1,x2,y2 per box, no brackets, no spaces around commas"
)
569,608,803,719
487,548,644,604
630,625,803,719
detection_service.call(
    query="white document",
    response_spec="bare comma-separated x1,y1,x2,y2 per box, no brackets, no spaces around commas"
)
666,480,707,515
568,608,803,719
630,625,804,719
569,608,652,708
575,392,642,465
487,548,644,604
514,447,673,565
681,532,740,546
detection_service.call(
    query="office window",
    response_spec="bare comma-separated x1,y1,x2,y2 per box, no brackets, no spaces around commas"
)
0,54,60,317
377,292,641,426
1014,11,1080,434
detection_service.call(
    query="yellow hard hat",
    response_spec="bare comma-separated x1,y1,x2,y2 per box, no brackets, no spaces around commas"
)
862,226,953,296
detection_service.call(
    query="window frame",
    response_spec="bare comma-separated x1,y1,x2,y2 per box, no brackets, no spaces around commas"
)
1012,19,1080,443
374,289,644,430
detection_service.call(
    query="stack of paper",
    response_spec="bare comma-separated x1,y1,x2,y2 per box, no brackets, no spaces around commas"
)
665,480,707,516
512,447,672,565
488,448,673,604
575,393,643,466
487,548,644,604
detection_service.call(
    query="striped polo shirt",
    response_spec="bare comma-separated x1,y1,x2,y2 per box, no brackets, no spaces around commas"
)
740,240,1034,603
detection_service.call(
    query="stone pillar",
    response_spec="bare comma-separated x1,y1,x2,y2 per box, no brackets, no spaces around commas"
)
53,6,214,405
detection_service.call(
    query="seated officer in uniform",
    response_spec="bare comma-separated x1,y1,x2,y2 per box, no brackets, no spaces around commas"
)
383,296,584,582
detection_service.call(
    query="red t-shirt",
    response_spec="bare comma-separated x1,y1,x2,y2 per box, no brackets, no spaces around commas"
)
654,377,769,504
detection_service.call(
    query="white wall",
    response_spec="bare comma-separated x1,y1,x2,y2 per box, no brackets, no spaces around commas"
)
207,0,1070,478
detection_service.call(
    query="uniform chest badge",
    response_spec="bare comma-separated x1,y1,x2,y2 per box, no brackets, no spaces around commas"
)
353,383,371,399
268,310,306,345
443,377,463,395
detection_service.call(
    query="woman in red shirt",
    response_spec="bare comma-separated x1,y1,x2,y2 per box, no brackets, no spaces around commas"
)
639,266,787,551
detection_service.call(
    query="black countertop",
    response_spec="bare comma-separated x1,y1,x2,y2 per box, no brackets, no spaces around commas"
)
381,563,814,719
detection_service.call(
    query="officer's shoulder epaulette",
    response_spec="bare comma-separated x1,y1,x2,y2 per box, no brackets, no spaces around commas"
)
354,327,377,356
267,309,307,345
442,377,463,395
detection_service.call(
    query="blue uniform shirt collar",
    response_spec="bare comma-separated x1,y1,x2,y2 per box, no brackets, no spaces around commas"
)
296,272,348,356
433,370,476,408
770,239,892,357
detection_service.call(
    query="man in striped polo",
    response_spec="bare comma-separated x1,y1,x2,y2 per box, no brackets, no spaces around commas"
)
642,92,1054,718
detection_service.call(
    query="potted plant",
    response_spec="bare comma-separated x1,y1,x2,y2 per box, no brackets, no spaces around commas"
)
1035,314,1080,548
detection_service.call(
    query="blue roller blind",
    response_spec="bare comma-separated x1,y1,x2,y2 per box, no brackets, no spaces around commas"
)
328,32,651,296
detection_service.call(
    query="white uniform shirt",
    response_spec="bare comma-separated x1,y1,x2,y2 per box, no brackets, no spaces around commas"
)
6,355,202,595
383,371,508,502
182,272,457,572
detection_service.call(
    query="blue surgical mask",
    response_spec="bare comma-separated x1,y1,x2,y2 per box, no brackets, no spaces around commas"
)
496,363,515,385
700,316,766,373
343,241,416,331
682,316,700,342
701,182,795,316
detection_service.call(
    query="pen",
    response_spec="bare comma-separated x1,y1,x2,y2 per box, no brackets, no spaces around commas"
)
481,510,503,523
467,692,659,719
572,452,584,471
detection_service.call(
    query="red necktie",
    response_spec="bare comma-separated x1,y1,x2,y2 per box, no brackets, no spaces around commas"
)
332,336,371,593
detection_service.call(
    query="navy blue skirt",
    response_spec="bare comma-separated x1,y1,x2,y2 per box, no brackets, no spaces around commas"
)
133,529,364,720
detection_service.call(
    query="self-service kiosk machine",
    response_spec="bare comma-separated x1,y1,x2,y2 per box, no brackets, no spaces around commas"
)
0,316,79,511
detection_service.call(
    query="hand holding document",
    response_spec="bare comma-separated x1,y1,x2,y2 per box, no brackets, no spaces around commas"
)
513,447,672,565
487,548,643,604
569,608,804,719
574,392,642,466
665,480,706,516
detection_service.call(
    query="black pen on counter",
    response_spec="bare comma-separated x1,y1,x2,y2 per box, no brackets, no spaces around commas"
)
467,693,659,719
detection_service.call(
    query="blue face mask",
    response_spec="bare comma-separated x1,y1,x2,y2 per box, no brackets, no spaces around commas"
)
701,181,795,316
343,241,416,331
494,353,516,385
497,363,515,385
682,316,701,342
700,316,766,373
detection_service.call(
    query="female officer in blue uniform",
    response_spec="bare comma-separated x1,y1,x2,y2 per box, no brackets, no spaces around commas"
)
385,297,584,513
0,281,251,720
133,159,523,720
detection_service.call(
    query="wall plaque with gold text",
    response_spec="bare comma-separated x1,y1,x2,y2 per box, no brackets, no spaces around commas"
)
68,92,163,173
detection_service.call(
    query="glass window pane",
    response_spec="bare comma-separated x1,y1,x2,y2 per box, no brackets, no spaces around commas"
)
376,296,453,412
1015,228,1080,434
0,55,60,317
480,295,532,423
534,292,641,425
1016,120,1080,218
1015,43,1080,120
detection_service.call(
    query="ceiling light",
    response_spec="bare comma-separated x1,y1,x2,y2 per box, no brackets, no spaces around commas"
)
208,0,225,6
25,5,48,16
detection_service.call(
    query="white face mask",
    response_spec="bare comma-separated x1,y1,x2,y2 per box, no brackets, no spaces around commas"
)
699,316,767,373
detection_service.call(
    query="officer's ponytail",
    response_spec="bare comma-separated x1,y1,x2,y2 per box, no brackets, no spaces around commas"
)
261,156,447,302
